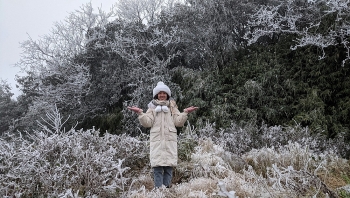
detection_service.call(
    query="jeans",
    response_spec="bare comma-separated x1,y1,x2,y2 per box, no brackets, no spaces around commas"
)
153,166,173,188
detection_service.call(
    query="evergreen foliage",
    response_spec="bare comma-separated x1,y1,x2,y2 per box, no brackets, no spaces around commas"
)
174,32,350,144
0,80,19,133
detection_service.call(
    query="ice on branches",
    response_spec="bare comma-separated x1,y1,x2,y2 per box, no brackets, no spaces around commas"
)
244,0,350,65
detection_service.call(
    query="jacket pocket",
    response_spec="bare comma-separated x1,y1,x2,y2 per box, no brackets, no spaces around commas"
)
150,127,161,142
167,126,177,141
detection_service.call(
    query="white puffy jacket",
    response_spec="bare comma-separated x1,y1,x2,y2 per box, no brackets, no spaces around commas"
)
138,100,188,167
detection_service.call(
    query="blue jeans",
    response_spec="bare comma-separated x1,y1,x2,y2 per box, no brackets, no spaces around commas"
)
153,166,173,188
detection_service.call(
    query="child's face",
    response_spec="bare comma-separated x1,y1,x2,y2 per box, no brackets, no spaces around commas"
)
157,91,168,101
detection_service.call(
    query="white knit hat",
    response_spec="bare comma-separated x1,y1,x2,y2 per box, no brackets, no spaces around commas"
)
153,81,171,98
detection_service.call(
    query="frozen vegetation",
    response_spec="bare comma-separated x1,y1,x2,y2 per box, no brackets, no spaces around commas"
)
1,0,350,197
1,106,349,197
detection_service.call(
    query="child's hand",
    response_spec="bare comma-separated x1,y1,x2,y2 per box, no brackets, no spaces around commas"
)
127,106,143,114
184,106,199,113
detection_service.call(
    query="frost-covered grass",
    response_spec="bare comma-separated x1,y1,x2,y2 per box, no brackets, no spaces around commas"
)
1,109,350,197
0,128,150,197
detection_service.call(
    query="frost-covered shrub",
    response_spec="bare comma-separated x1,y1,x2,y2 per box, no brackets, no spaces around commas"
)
190,138,348,197
197,121,350,158
0,129,150,197
191,138,232,179
171,122,200,184
177,122,199,162
241,142,349,197
258,123,347,155
0,106,149,197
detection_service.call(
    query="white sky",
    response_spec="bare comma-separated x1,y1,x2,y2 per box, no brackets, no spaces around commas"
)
0,0,116,99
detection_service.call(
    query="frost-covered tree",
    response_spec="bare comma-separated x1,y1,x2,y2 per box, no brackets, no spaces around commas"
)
105,21,184,134
14,1,190,133
115,0,184,25
0,80,18,133
16,3,116,126
64,1,197,134
156,0,257,70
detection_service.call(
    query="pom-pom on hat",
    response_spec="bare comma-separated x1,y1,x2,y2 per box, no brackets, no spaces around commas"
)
153,81,171,97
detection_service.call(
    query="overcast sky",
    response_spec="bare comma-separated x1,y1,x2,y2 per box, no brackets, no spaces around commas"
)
0,0,115,99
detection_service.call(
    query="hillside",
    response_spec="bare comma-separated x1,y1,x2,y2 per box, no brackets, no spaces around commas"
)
1,109,349,197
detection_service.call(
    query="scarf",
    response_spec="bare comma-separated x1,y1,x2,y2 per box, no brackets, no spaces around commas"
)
148,99,170,113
